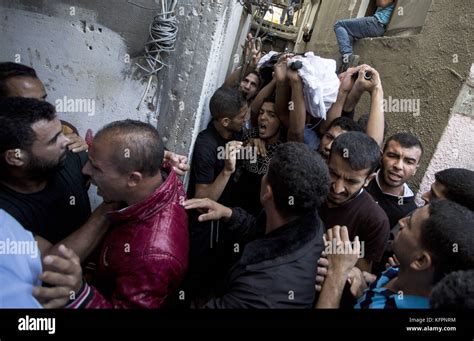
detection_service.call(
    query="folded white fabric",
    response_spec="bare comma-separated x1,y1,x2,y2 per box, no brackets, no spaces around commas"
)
288,52,340,120
257,51,280,68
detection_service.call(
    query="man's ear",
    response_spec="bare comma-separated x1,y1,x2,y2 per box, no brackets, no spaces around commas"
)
261,183,273,203
127,172,143,188
410,251,432,272
363,172,376,187
4,149,26,167
221,117,230,128
413,162,421,175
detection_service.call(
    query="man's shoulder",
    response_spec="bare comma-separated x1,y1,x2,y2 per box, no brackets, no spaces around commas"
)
354,191,390,224
194,127,221,151
196,125,219,141
63,150,88,169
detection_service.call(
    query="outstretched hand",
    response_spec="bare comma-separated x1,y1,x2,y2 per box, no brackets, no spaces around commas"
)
182,198,233,222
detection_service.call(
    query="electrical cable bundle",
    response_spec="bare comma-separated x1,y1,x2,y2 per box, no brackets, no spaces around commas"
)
129,0,178,110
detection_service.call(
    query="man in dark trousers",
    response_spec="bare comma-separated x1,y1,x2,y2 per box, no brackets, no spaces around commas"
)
184,142,330,308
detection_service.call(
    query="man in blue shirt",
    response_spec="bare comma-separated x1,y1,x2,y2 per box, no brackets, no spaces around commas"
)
0,209,42,308
316,200,474,309
334,0,395,72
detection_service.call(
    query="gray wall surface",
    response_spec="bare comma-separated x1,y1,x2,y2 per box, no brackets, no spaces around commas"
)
0,0,247,205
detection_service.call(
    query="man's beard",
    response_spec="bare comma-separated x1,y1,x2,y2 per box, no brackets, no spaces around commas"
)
25,151,67,180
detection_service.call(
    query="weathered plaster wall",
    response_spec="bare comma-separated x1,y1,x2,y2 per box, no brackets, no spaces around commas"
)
0,0,247,205
417,64,474,204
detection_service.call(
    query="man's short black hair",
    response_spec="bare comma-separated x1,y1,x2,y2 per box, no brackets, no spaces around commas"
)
209,86,247,121
434,168,474,211
383,132,423,157
94,119,164,177
267,142,329,217
0,97,56,154
0,62,38,98
330,131,380,175
421,200,474,284
327,116,363,133
430,270,474,309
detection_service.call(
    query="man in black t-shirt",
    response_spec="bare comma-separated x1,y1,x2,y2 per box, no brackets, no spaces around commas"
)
0,98,91,244
366,133,423,228
188,86,248,205
319,132,389,273
186,86,248,301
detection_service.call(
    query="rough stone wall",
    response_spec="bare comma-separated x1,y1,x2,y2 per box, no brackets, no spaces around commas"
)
304,0,473,190
0,0,247,204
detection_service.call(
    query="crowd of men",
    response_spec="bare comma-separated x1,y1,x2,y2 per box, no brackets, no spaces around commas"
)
0,0,473,309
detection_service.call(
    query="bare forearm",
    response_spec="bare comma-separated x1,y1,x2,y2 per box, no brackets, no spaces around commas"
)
195,169,232,201
275,81,291,128
250,79,276,115
316,269,348,308
224,68,243,88
343,87,364,114
366,87,384,147
287,80,306,142
44,215,109,262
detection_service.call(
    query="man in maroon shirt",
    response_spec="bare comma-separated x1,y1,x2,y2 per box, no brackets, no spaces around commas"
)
319,131,389,272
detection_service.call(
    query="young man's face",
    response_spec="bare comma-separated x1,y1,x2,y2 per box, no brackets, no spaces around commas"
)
240,73,259,100
381,140,421,188
319,126,346,160
327,153,372,206
5,76,47,101
25,118,69,176
226,105,248,132
82,135,129,203
258,102,280,142
392,205,430,267
421,181,447,205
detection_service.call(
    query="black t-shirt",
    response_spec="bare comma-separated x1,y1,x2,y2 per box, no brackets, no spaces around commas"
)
188,121,242,206
366,177,417,228
230,128,283,215
319,190,390,263
0,151,91,243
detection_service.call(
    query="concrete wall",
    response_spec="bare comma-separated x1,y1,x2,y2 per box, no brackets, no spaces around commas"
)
0,0,247,205
416,64,474,204
303,0,474,190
